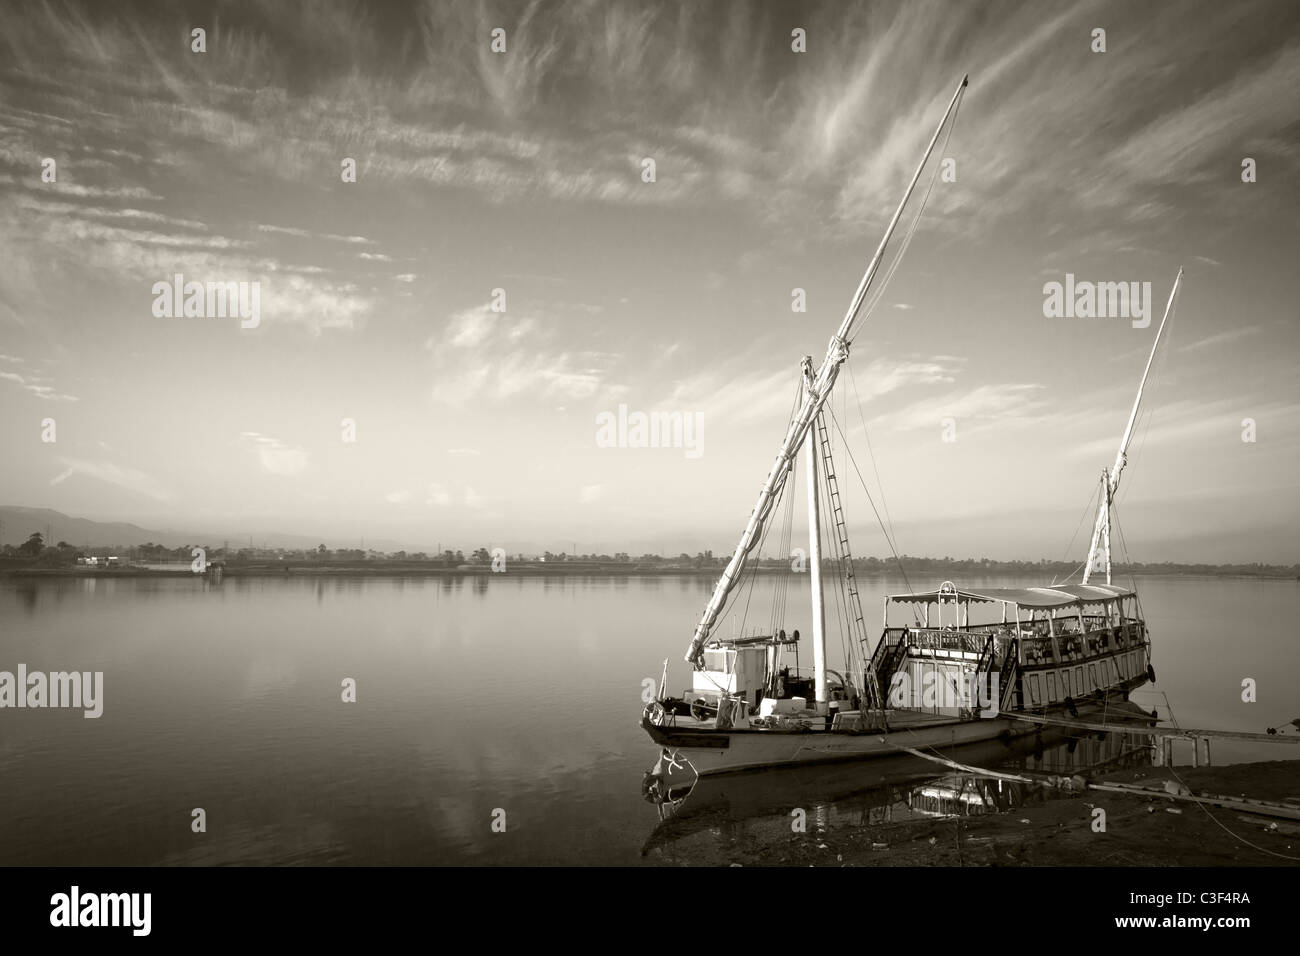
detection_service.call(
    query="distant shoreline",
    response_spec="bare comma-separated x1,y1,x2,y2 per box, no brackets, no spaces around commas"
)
2,564,1297,580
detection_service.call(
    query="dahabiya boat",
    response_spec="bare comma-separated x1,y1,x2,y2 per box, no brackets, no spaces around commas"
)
641,74,1184,778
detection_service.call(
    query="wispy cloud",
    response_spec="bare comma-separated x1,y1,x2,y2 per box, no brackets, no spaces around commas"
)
50,458,169,500
256,224,374,245
429,303,611,404
1178,326,1261,353
239,432,309,477
0,369,77,402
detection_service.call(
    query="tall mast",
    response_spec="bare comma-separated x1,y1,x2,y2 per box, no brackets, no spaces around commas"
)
804,368,827,707
684,75,968,666
1083,267,1183,584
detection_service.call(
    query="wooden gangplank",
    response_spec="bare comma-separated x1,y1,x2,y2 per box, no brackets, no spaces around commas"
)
1089,782,1300,822
1006,712,1300,744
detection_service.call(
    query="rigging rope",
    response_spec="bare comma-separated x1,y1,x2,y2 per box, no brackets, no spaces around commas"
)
818,417,859,687
1110,500,1141,600
847,86,964,346
848,360,900,547
827,405,922,626
1052,479,1103,586
723,377,805,644
770,456,797,639
771,377,804,637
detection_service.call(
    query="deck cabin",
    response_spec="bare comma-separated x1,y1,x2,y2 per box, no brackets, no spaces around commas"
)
877,580,1151,716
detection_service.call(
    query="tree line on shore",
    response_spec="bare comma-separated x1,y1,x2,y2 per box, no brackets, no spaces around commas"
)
1,533,1296,578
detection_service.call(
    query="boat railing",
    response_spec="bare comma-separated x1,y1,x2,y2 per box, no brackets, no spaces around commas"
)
880,626,999,654
879,620,1147,669
1020,620,1147,665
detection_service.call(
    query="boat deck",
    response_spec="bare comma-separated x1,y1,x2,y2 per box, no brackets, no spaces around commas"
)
670,707,967,734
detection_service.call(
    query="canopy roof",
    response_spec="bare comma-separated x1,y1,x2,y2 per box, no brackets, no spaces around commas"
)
887,583,1134,609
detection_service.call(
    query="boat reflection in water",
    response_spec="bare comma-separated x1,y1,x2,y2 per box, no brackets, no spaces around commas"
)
641,722,1152,859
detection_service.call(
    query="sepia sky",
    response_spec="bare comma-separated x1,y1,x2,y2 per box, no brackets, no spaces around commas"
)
0,0,1297,563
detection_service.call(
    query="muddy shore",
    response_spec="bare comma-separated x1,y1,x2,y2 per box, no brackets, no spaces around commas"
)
673,760,1300,866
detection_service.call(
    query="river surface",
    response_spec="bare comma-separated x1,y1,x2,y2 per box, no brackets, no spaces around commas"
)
0,573,1294,865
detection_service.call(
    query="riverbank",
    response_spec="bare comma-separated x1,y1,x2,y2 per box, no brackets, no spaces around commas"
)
4,564,1298,580
714,760,1300,867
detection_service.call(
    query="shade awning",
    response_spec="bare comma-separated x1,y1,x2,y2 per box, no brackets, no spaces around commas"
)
887,583,1134,609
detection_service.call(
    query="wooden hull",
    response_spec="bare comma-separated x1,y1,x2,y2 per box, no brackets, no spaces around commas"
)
644,682,1147,776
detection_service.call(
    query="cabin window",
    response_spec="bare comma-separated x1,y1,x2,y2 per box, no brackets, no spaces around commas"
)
1027,675,1042,706
1047,672,1058,701
1074,666,1084,692
704,649,731,672
1088,663,1098,690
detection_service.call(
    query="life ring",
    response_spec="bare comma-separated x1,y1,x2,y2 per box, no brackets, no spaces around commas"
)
644,701,666,726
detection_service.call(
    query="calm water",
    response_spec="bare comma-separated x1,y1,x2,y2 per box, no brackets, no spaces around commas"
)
0,573,1294,865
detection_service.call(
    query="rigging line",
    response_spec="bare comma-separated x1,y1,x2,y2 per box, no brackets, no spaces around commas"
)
826,426,869,690
820,407,874,668
820,428,855,677
1051,480,1103,586
826,405,922,625
848,87,963,345
814,420,843,666
1159,761,1300,863
771,376,805,636
833,387,860,673
726,380,804,643
714,459,786,640
770,443,791,634
1110,500,1141,597
886,728,1293,866
734,466,785,640
773,459,797,636
775,478,790,631
847,360,899,547
824,417,857,659
826,404,905,564
779,377,804,634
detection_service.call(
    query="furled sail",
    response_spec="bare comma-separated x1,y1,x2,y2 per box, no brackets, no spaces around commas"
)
684,75,969,666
